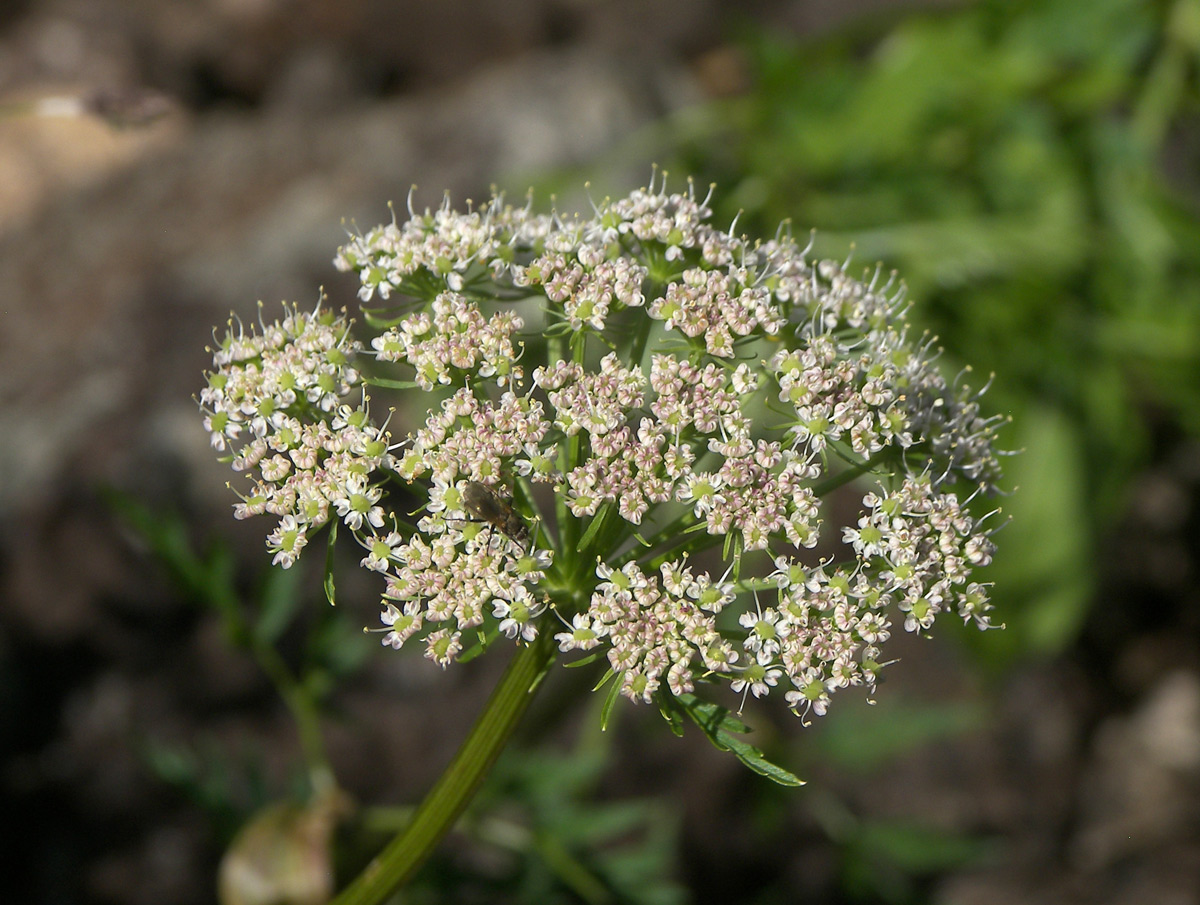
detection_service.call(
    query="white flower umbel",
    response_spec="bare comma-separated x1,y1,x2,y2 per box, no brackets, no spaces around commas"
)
203,177,1006,725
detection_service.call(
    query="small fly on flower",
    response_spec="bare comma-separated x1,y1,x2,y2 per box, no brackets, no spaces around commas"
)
460,480,530,551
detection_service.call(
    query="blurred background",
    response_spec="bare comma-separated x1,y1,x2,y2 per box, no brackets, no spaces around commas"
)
2,0,1199,903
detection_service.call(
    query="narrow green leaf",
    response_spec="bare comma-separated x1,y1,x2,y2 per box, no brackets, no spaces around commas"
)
721,530,735,561
599,672,623,731
591,667,617,693
563,651,603,669
364,376,424,390
576,503,610,551
674,693,804,786
658,696,686,738
323,518,338,606
457,629,498,664
361,309,408,330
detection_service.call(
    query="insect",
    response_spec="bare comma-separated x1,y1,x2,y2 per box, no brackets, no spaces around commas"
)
460,480,530,551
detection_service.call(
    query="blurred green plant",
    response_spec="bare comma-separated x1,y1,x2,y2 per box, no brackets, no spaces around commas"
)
141,735,278,845
343,753,681,905
646,0,1200,660
792,697,995,904
110,495,366,903
112,494,685,904
398,710,684,905
110,494,370,798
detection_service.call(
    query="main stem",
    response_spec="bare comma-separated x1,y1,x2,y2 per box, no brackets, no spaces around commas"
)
331,629,558,905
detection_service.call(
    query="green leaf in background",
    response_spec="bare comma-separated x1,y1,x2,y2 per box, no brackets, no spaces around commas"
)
104,490,238,614
810,698,986,775
838,816,993,903
984,405,1093,659
628,0,1200,665
253,560,304,647
141,736,277,845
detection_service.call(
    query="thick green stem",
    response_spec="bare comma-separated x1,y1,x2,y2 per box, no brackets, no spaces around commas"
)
330,629,558,905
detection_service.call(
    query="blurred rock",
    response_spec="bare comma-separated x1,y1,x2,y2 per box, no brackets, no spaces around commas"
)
1072,670,1200,868
0,46,692,524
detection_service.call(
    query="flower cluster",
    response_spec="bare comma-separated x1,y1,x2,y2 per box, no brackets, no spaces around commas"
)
371,291,524,390
199,302,392,568
203,177,1005,718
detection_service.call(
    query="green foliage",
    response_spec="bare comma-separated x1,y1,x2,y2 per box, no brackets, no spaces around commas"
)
105,489,242,637
108,492,373,813
141,737,277,844
983,406,1093,659
323,517,339,607
109,493,372,702
807,697,986,775
396,719,685,905
794,697,996,903
837,815,993,904
643,0,1200,659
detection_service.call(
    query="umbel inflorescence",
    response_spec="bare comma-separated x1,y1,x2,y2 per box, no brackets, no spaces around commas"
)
200,178,1004,723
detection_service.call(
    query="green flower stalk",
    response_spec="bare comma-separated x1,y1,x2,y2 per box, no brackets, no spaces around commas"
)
199,176,1005,897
